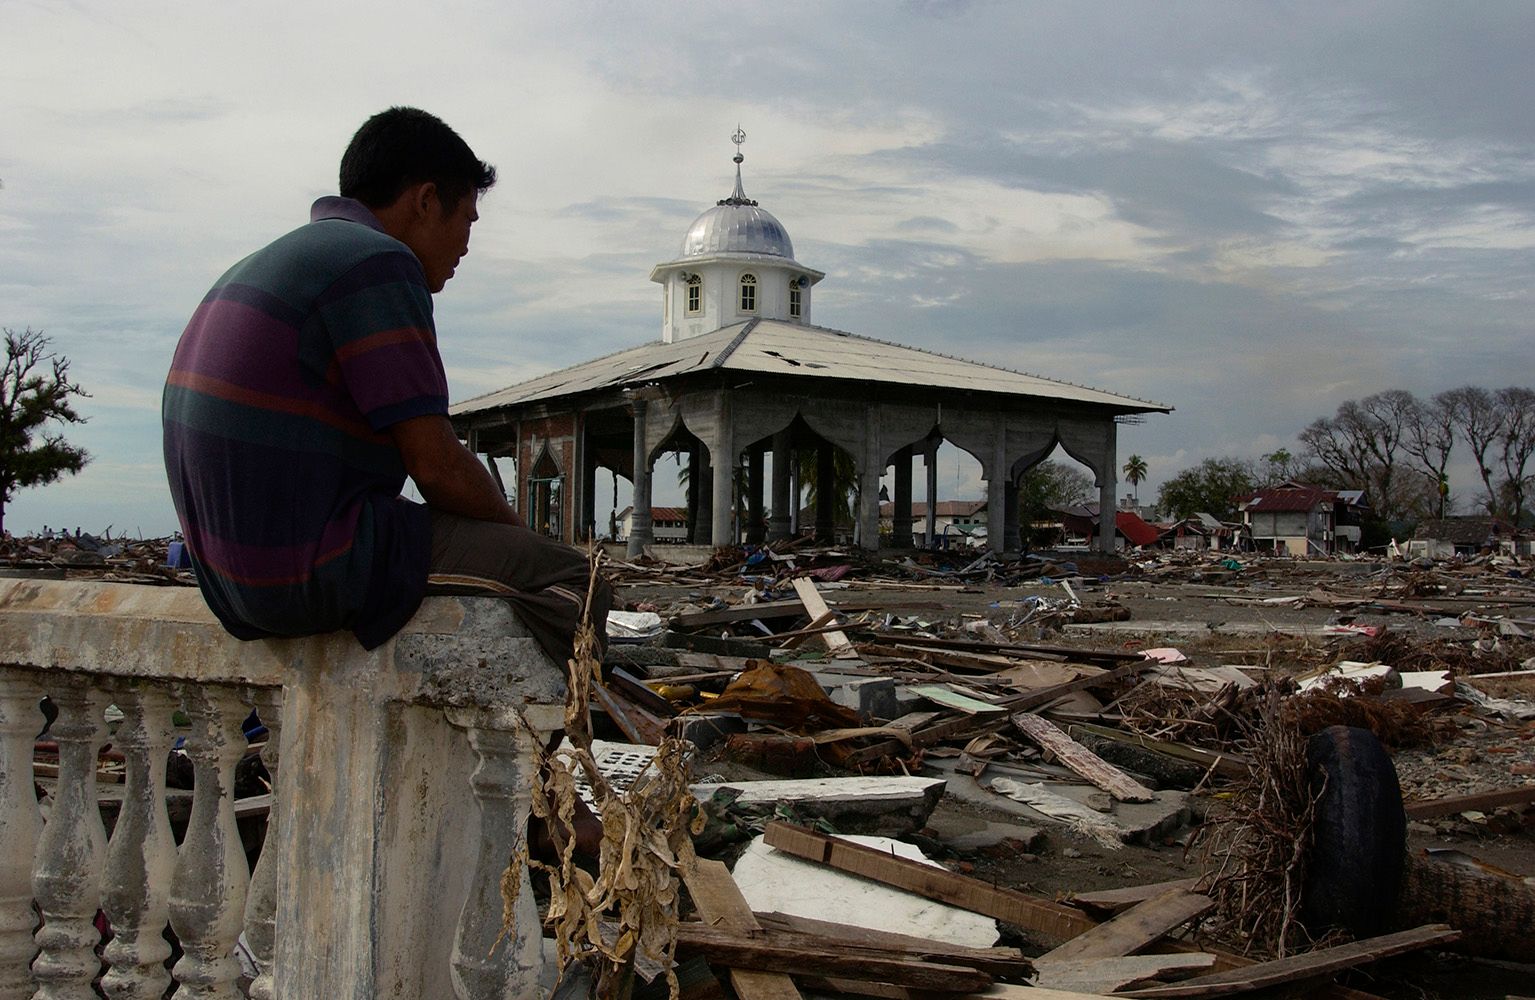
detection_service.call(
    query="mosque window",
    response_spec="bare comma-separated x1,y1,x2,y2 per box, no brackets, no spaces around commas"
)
739,273,757,312
789,283,802,318
685,274,702,314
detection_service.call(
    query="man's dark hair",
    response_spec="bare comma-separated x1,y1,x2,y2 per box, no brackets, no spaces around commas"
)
339,107,496,213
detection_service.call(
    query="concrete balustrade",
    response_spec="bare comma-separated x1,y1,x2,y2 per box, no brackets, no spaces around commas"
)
0,579,568,999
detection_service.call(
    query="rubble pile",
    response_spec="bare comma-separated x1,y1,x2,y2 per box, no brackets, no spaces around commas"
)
577,542,1535,998
0,530,191,585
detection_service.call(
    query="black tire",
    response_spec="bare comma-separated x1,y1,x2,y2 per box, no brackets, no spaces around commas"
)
1302,725,1406,937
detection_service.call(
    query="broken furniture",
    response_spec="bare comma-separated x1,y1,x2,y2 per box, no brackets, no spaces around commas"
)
0,579,567,999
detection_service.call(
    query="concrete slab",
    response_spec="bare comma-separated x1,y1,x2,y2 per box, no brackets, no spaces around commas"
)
811,672,899,720
921,812,1046,854
730,833,999,948
927,762,1191,846
692,775,946,835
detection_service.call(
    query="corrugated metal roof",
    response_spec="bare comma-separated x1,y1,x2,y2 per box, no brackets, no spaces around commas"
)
453,319,1171,416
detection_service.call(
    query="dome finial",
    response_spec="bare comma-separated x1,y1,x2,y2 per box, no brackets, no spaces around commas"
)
721,126,756,207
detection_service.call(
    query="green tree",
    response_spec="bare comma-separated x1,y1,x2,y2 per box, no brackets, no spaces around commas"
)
1156,458,1255,522
1121,454,1147,502
1,328,90,536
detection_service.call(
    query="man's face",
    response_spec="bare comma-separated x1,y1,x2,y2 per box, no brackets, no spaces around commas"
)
408,186,479,293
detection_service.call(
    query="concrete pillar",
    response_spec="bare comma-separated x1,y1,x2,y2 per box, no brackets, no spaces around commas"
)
626,400,653,558
857,469,881,552
695,453,713,544
579,427,597,544
1003,479,1020,553
815,443,835,542
1097,422,1118,554
710,453,734,547
987,435,1007,554
924,441,938,547
769,430,792,541
789,457,801,535
891,446,913,549
745,447,765,544
1098,477,1117,553
684,445,699,542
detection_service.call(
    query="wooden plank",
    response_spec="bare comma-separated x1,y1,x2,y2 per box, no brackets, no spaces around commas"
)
681,857,802,1000
673,923,991,992
908,685,1005,715
754,911,1034,979
761,822,1097,944
999,659,1144,712
791,578,860,659
1033,953,1216,994
1121,924,1461,998
1402,785,1535,819
1064,719,1251,780
590,683,666,745
1037,888,1213,962
1012,713,1156,803
1067,878,1202,917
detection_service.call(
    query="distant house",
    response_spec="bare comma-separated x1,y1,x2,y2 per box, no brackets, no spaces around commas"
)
1055,504,1163,551
879,499,988,548
1164,513,1244,552
1238,481,1370,556
1408,517,1531,559
614,505,689,544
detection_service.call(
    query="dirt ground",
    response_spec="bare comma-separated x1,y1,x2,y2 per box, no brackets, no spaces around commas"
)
614,556,1535,997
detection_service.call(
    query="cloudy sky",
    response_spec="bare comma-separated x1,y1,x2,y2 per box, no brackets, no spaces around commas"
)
4,0,1533,536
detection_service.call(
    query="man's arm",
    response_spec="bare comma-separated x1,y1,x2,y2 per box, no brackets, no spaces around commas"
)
387,414,525,527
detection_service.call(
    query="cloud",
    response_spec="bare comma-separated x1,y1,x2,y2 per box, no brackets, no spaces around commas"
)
3,0,1534,535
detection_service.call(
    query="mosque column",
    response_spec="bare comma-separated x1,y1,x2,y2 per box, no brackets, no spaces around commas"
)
986,435,1007,554
814,443,835,543
578,418,597,543
1003,479,1020,553
625,397,653,558
892,446,914,549
695,452,713,544
768,430,792,541
1097,421,1118,554
924,440,939,547
746,446,765,544
789,455,801,535
710,394,735,548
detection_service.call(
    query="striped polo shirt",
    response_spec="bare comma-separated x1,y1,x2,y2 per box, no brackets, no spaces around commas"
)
163,197,448,649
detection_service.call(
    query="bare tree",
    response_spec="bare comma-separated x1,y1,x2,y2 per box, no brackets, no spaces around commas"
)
1496,386,1535,525
1,328,91,536
1440,386,1503,515
1299,390,1415,520
1402,393,1455,519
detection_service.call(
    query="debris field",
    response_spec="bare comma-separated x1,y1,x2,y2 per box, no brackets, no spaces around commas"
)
7,531,1535,999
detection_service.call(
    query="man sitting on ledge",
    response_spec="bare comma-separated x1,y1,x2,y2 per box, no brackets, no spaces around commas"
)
162,106,610,665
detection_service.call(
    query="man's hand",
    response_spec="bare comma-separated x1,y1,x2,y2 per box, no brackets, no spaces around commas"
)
387,415,525,526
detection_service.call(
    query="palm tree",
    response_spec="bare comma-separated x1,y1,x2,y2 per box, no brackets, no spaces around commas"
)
1122,454,1148,503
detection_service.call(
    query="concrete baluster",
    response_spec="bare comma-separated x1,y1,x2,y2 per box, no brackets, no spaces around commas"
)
100,686,177,999
167,686,250,999
239,691,281,1000
0,673,43,999
448,711,543,1000
30,684,108,999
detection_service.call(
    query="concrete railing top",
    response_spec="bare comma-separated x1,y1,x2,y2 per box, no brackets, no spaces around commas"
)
0,579,568,718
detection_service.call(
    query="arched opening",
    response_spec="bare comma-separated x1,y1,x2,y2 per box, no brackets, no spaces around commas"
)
528,448,564,539
1013,445,1099,551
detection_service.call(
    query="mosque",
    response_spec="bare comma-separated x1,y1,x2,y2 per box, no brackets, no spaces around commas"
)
450,131,1169,556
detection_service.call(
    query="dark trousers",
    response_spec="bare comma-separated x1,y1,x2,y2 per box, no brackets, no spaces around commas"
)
425,511,612,664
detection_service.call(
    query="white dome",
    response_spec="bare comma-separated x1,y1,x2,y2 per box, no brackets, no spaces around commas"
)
679,202,795,259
